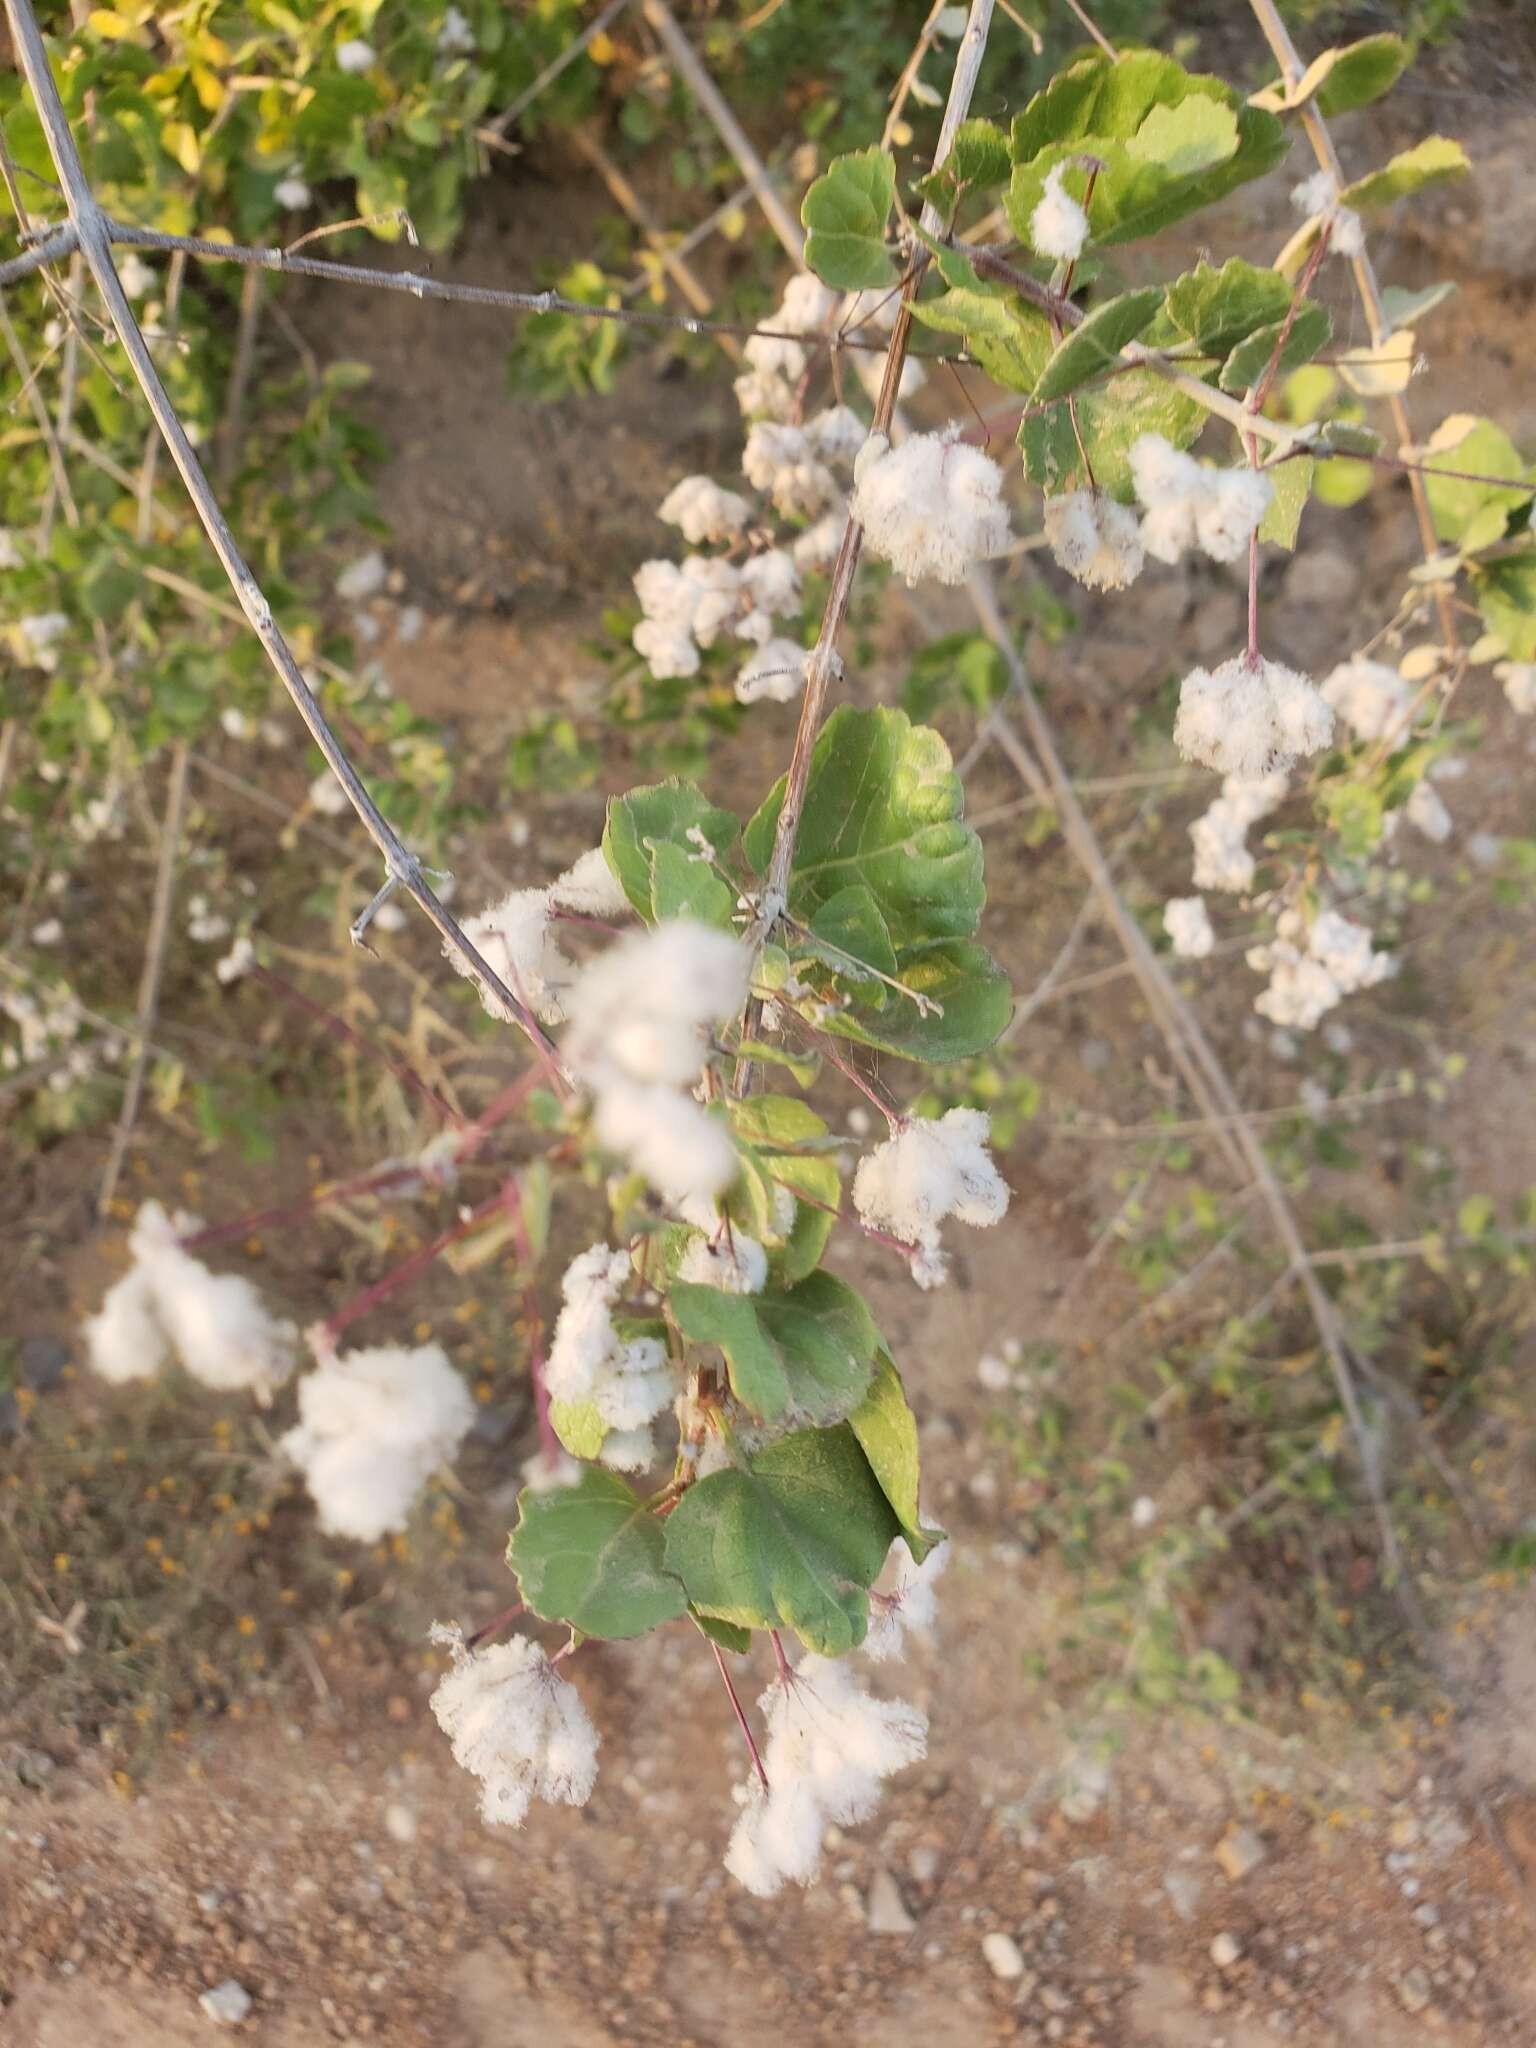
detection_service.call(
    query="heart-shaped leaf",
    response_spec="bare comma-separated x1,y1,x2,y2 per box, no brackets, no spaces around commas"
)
508,1468,687,1639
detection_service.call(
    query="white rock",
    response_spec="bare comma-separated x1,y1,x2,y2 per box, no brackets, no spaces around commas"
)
982,1930,1026,1981
867,1866,917,1935
198,1979,252,2025
384,1801,417,1844
1210,1931,1242,1968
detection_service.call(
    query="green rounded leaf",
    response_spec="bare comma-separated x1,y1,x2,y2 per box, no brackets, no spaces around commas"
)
603,781,738,925
1339,136,1468,212
1033,286,1164,403
802,146,897,290
851,1354,945,1563
662,1425,900,1655
743,705,983,946
507,1468,687,1639
669,1270,878,1425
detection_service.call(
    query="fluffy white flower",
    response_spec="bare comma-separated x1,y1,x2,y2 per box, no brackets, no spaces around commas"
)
14,611,69,672
1030,162,1089,261
724,1656,927,1897
83,1201,298,1399
805,404,866,466
736,637,806,705
1042,490,1144,590
1291,171,1364,258
449,845,628,1027
862,1539,948,1663
732,367,797,422
429,1626,599,1828
307,772,348,820
1405,778,1452,844
118,252,155,300
565,922,749,1204
1164,895,1215,959
791,508,847,574
851,431,1011,586
85,1268,171,1385
1189,771,1287,893
336,37,375,71
658,475,752,546
335,550,387,602
1248,905,1395,1031
275,172,311,210
1320,656,1414,744
1130,435,1272,565
1496,660,1536,715
743,422,838,520
631,555,745,678
1174,657,1332,780
545,1243,673,1451
282,1341,474,1540
215,934,257,985
521,1446,581,1493
677,1228,768,1294
853,1108,1007,1288
436,5,475,53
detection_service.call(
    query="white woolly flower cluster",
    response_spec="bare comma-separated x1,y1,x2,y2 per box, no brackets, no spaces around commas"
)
1497,660,1536,716
564,920,750,1205
281,1340,475,1540
1029,162,1089,262
851,431,1012,587
631,536,813,696
1248,906,1395,1030
429,1625,599,1829
676,1220,769,1294
450,846,630,1028
85,1201,298,1399
862,1538,948,1663
1043,489,1144,590
545,1244,674,1473
1320,655,1414,745
1164,895,1215,960
9,611,69,672
1402,776,1453,845
1189,770,1288,893
852,1107,1009,1290
658,474,751,545
725,1657,927,1896
733,272,842,421
1130,434,1273,566
1174,656,1333,780
2,980,123,1093
1291,169,1365,259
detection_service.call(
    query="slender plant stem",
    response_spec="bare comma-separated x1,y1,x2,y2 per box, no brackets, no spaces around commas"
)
711,1639,770,1793
97,741,189,1217
1246,0,1458,654
483,0,634,139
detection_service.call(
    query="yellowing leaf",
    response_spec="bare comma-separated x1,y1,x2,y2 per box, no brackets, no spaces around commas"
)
1337,329,1415,399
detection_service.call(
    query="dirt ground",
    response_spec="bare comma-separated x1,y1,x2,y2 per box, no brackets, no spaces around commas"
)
7,42,1536,2048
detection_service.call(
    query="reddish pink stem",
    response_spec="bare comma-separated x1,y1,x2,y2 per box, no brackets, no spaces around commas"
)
466,1601,525,1651
319,1190,505,1344
177,1158,428,1253
768,1628,794,1684
711,1640,770,1793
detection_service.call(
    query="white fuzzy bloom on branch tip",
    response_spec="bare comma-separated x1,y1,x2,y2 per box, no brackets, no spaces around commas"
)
851,432,1011,587
429,1625,599,1829
1174,656,1332,781
1029,163,1089,262
853,1108,1008,1290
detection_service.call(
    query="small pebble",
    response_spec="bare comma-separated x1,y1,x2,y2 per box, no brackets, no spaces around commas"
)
1214,1827,1267,1881
982,1931,1026,1981
1210,1932,1242,1969
867,1867,916,1936
198,1979,252,2026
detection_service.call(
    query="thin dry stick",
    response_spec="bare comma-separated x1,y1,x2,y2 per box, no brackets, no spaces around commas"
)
98,740,189,1216
484,0,633,139
215,260,262,492
35,245,83,548
4,0,563,1075
1247,0,1458,655
568,123,742,362
640,0,805,263
0,216,934,357
136,247,184,544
